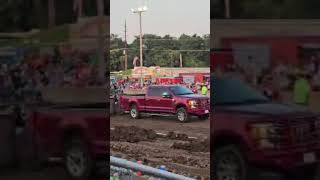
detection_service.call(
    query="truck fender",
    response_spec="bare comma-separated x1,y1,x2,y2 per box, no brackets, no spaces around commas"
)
129,101,139,111
175,104,187,111
211,130,250,156
61,126,89,150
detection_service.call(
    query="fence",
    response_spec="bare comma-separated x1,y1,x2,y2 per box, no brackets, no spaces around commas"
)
110,156,195,180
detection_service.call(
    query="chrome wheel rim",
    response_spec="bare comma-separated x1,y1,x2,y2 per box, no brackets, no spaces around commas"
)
131,108,137,118
66,149,88,177
216,154,240,180
177,111,185,121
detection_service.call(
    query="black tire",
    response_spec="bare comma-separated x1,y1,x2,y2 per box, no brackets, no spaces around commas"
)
64,137,93,180
213,145,248,180
130,104,140,119
199,114,209,120
176,107,190,122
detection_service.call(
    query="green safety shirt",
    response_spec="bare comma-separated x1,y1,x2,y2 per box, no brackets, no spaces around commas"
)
201,86,208,96
110,176,119,180
293,78,310,105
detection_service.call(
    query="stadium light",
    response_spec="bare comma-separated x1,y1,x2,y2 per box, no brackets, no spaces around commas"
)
132,5,148,87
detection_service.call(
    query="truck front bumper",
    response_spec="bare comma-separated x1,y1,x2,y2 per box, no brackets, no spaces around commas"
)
249,144,320,171
91,140,108,175
188,108,210,116
91,140,108,158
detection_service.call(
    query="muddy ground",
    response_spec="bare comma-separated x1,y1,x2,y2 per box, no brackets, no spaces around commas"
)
110,115,210,179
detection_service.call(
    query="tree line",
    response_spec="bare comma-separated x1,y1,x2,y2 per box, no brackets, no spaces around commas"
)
212,0,320,19
110,34,210,71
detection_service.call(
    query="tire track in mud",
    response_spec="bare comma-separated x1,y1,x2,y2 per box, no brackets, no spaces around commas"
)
110,126,210,179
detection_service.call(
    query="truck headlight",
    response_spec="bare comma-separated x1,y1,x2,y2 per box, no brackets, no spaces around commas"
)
250,123,281,149
187,100,198,109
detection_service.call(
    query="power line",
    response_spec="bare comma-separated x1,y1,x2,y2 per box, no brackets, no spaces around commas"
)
143,38,209,41
110,48,209,52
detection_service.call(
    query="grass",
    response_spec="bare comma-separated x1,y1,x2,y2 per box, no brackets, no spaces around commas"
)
28,25,69,44
0,25,70,48
121,69,132,76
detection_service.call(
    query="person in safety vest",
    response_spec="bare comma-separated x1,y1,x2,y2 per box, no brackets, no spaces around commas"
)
201,84,208,96
293,70,311,106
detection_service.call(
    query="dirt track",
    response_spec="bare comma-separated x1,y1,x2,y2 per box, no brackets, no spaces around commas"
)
110,115,210,179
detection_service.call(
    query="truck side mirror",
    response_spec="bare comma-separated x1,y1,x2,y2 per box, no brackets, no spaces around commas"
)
162,92,172,98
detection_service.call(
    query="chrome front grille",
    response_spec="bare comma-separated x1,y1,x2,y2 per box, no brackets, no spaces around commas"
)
290,116,320,146
201,100,210,109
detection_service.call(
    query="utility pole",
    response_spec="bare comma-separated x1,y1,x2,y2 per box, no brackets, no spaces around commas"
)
97,0,106,82
180,53,183,67
225,0,231,19
170,52,173,67
139,12,143,86
124,20,128,70
48,0,55,28
73,0,83,21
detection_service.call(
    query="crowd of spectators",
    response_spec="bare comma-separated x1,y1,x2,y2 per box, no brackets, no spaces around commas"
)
110,76,210,102
216,55,320,103
0,45,105,103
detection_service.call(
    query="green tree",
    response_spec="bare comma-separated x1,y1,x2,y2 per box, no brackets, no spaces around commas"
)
110,34,126,71
110,33,209,71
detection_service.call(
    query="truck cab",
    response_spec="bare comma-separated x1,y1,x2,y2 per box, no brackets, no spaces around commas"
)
120,85,210,122
211,75,320,180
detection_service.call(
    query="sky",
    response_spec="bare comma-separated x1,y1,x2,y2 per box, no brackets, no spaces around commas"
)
110,0,210,43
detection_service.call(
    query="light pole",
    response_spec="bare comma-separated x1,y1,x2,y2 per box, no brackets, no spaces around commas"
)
132,6,147,87
97,0,106,83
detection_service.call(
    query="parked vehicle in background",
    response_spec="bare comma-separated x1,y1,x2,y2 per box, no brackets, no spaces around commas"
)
30,102,107,179
211,76,320,180
120,85,210,122
4,101,108,180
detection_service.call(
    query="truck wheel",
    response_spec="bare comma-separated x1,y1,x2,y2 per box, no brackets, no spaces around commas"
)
213,145,247,180
199,114,209,120
64,137,93,180
130,104,140,119
176,107,189,122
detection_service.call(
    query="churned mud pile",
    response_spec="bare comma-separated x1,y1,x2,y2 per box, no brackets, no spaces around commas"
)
172,138,210,152
110,119,210,179
110,141,210,179
165,131,190,141
110,126,158,143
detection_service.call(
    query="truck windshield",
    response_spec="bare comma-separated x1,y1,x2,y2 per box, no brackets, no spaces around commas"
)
212,76,268,105
169,86,194,95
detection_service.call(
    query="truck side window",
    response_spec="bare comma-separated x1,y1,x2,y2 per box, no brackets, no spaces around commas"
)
158,88,170,97
148,87,159,96
149,87,168,97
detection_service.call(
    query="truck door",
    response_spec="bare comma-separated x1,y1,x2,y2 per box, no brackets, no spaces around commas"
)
158,87,174,113
145,86,160,112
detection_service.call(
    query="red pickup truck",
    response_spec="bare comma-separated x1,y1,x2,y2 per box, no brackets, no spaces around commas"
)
211,76,320,180
14,102,108,179
120,85,210,122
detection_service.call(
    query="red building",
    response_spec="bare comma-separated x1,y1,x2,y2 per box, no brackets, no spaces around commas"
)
179,73,210,83
220,36,320,67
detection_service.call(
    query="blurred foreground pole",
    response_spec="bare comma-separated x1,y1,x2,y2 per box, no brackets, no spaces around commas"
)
97,0,106,82
225,0,231,18
48,0,55,28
